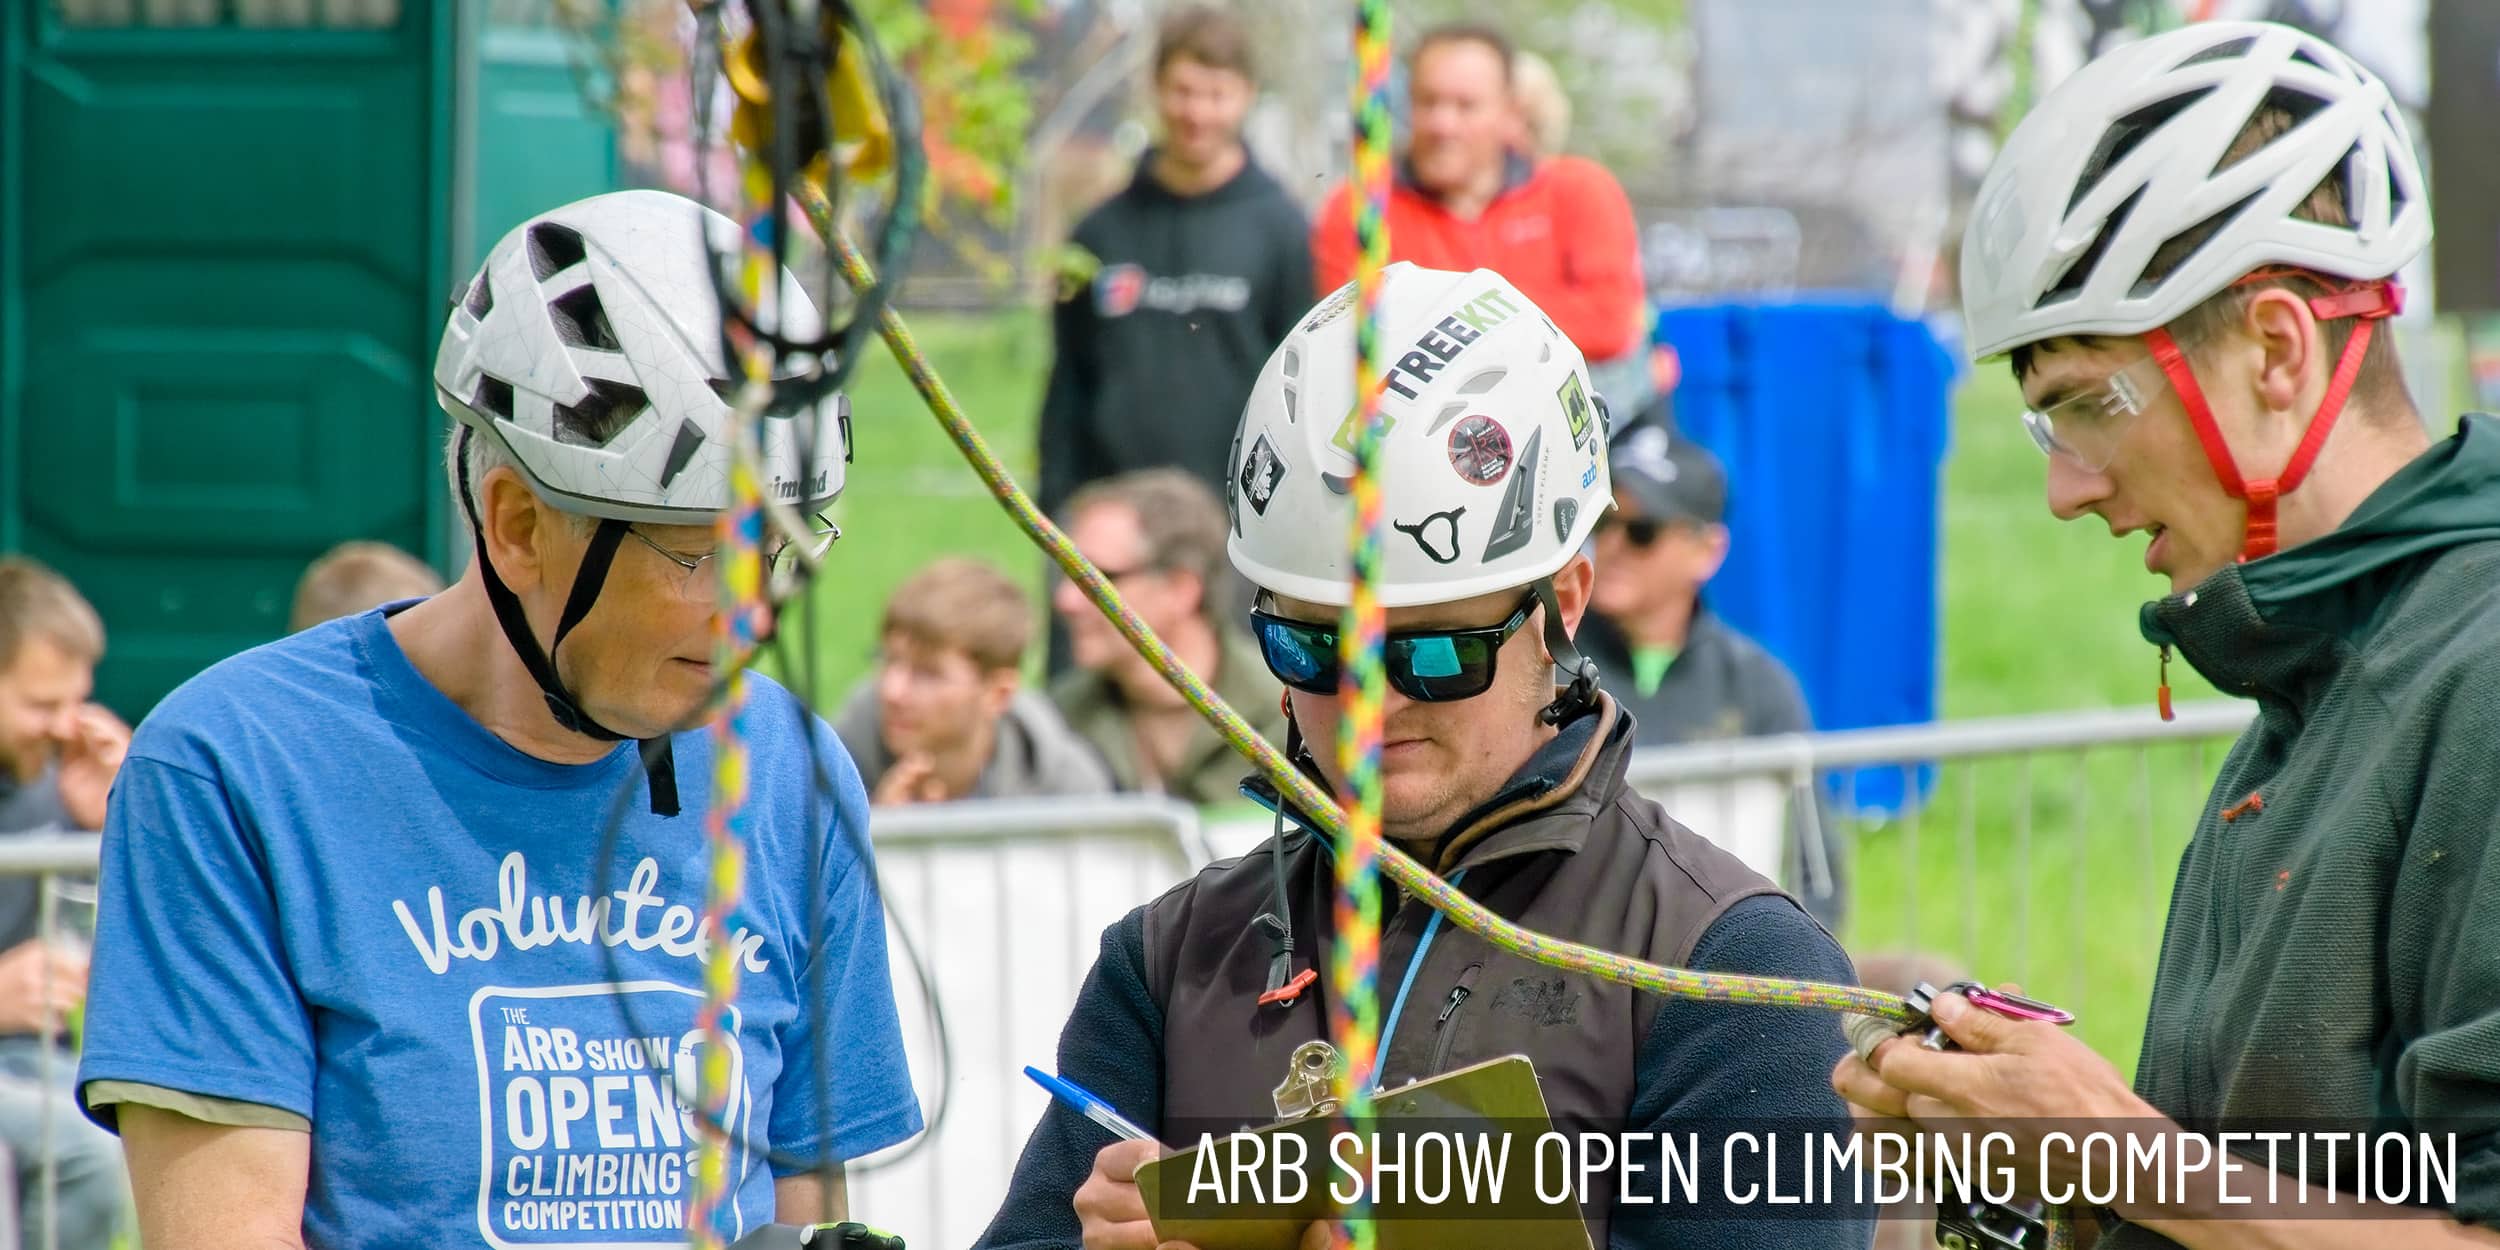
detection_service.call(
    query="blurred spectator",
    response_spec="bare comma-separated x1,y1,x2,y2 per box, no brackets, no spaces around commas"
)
289,541,444,632
1576,415,1847,928
834,558,1113,805
1049,469,1284,804
1038,3,1311,678
0,557,129,1249
1036,3,1312,525
1510,48,1571,156
1312,23,1652,415
0,559,122,837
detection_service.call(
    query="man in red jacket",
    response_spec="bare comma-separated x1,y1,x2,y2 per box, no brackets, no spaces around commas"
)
1312,23,1650,410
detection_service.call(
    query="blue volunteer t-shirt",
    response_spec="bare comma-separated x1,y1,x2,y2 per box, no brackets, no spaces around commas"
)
78,605,923,1248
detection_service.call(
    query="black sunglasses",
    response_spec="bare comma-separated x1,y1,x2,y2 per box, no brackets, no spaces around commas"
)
1249,592,1537,703
1594,513,1675,547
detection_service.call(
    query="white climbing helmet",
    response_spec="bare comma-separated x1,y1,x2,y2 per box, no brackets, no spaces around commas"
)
1960,19,2428,361
1226,263,1611,609
433,188,848,524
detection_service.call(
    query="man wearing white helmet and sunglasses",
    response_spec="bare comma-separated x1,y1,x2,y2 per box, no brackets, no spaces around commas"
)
1835,21,2500,1248
74,190,921,1247
978,264,1866,1250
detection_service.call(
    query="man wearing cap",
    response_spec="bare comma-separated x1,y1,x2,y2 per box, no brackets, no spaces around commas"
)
1575,413,1839,926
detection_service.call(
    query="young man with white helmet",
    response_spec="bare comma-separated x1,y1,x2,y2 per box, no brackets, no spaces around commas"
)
977,264,1865,1250
75,190,922,1247
1835,21,2500,1246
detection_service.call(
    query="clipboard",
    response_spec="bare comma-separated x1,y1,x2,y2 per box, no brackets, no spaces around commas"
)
1135,1054,1595,1250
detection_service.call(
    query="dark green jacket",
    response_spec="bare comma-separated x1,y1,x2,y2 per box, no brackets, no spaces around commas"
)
1047,627,1287,807
2107,414,2500,1245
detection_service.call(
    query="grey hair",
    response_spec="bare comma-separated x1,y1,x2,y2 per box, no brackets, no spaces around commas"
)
445,425,592,537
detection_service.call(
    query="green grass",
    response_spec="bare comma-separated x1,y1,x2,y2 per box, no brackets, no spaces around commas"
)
775,308,2243,1074
764,310,1058,696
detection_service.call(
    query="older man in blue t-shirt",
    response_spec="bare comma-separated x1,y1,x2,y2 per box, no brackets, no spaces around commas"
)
76,190,920,1248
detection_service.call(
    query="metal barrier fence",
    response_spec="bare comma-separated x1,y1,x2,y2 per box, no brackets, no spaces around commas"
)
1626,698,2256,1067
0,699,2257,1248
845,796,1206,1250
0,833,111,1250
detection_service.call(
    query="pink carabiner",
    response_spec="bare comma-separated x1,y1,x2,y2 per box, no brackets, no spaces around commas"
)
1958,984,2076,1026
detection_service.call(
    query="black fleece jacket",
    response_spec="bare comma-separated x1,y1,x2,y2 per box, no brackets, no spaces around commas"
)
1037,152,1312,515
973,707,1868,1249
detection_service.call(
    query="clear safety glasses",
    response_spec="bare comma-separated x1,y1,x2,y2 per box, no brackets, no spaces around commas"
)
626,513,841,601
2021,354,2170,473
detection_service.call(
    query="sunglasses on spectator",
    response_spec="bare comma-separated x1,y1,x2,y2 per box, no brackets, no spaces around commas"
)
1249,592,1537,703
1594,513,1683,547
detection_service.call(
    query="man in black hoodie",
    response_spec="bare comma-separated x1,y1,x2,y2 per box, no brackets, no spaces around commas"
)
1036,5,1313,522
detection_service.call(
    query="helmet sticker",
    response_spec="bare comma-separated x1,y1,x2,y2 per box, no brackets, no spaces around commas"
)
1330,402,1402,462
1240,432,1287,517
1382,291,1520,400
1393,506,1466,565
1224,428,1246,536
1481,428,1544,562
1446,416,1515,487
1553,498,1579,541
1302,283,1357,333
1557,373,1594,450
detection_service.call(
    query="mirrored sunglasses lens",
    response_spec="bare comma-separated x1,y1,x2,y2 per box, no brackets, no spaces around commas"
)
1257,619,1336,691
1389,634,1495,701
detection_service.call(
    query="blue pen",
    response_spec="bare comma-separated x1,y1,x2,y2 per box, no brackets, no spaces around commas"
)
1024,1066,1159,1143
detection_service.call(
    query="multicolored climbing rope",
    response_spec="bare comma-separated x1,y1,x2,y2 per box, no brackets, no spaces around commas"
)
1330,0,1396,1242
687,243,777,1250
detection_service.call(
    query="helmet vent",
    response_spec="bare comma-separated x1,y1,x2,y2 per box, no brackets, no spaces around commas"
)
2138,189,2266,298
474,376,515,420
1282,383,1299,425
549,284,621,351
1457,368,1506,396
464,273,494,319
2288,45,2330,71
707,377,740,404
1282,347,1302,380
528,222,588,282
553,380,649,447
2069,91,2208,214
2212,94,2317,178
2175,36,2256,69
2042,186,2145,307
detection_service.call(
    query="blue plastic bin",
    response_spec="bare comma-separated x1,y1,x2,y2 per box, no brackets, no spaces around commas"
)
1649,299,1958,814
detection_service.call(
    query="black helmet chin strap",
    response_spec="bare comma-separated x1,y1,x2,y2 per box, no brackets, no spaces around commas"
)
457,426,682,817
1531,577,1599,726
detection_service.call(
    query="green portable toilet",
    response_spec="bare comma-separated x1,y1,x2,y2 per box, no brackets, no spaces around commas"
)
2,0,618,720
